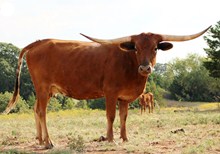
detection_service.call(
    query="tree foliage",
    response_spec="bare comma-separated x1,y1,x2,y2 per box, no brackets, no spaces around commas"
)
167,54,220,101
87,98,105,110
0,43,19,93
0,42,34,100
203,21,220,78
146,74,165,102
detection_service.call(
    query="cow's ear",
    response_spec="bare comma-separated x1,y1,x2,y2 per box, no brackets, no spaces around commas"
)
158,42,173,51
119,42,137,52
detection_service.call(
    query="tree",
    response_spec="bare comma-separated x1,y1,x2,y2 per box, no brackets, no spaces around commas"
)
0,42,34,100
20,64,35,100
168,54,220,101
146,64,168,101
203,21,220,78
0,43,19,93
26,92,36,109
87,98,105,110
145,75,165,103
154,63,167,76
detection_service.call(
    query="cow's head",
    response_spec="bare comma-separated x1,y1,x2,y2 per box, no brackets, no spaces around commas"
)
81,26,210,77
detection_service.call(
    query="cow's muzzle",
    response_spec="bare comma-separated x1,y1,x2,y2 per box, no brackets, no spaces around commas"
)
138,65,152,76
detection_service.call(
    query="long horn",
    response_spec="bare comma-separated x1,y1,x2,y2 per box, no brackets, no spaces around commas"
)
161,26,211,41
80,33,131,44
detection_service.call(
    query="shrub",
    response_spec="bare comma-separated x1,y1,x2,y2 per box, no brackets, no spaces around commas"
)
130,99,140,109
68,135,85,152
26,92,36,109
63,98,76,110
87,98,105,110
47,97,62,112
0,92,29,113
75,100,88,109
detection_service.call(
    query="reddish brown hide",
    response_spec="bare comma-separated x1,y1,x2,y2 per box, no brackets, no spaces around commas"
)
139,92,154,114
4,27,210,148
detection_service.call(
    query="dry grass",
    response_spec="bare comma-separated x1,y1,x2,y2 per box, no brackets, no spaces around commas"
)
0,103,220,154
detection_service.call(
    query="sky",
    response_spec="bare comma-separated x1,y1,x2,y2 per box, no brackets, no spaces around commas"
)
0,0,219,63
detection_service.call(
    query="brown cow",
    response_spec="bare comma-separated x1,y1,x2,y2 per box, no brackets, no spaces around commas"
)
139,92,154,114
4,27,210,148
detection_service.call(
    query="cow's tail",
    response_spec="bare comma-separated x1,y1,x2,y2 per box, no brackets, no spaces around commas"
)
3,40,42,114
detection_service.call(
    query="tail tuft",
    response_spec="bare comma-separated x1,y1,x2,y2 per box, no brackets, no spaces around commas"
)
3,92,19,114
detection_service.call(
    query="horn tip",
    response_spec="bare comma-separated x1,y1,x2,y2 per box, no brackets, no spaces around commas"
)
80,33,93,41
205,25,212,31
80,33,86,37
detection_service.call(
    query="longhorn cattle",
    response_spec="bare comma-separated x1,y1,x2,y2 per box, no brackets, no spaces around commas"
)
4,26,210,148
139,92,154,114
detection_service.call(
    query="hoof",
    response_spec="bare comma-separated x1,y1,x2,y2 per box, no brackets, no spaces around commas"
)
123,139,128,142
99,136,107,142
93,136,107,142
45,144,53,149
45,143,54,149
35,137,44,145
120,136,128,142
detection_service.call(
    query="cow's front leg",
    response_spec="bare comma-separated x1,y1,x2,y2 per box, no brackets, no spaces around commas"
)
105,96,117,142
119,101,129,142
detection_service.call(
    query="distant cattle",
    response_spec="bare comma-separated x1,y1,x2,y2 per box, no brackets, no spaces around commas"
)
139,92,154,114
4,26,210,148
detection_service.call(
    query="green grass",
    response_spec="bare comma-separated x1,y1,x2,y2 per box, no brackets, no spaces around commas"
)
0,104,220,153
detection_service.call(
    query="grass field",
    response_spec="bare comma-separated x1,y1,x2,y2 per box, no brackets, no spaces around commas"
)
0,101,220,154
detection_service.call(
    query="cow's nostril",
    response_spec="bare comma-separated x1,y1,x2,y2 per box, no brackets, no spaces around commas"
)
146,66,151,72
139,66,143,72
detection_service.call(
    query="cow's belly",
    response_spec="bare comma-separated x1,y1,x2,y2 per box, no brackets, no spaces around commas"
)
49,82,104,100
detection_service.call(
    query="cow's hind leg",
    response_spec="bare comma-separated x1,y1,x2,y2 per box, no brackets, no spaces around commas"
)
34,100,43,145
119,101,129,142
150,104,153,113
151,101,154,113
34,92,53,149
148,104,151,113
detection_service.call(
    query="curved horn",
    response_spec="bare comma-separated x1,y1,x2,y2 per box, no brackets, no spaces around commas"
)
161,26,211,41
80,33,131,44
